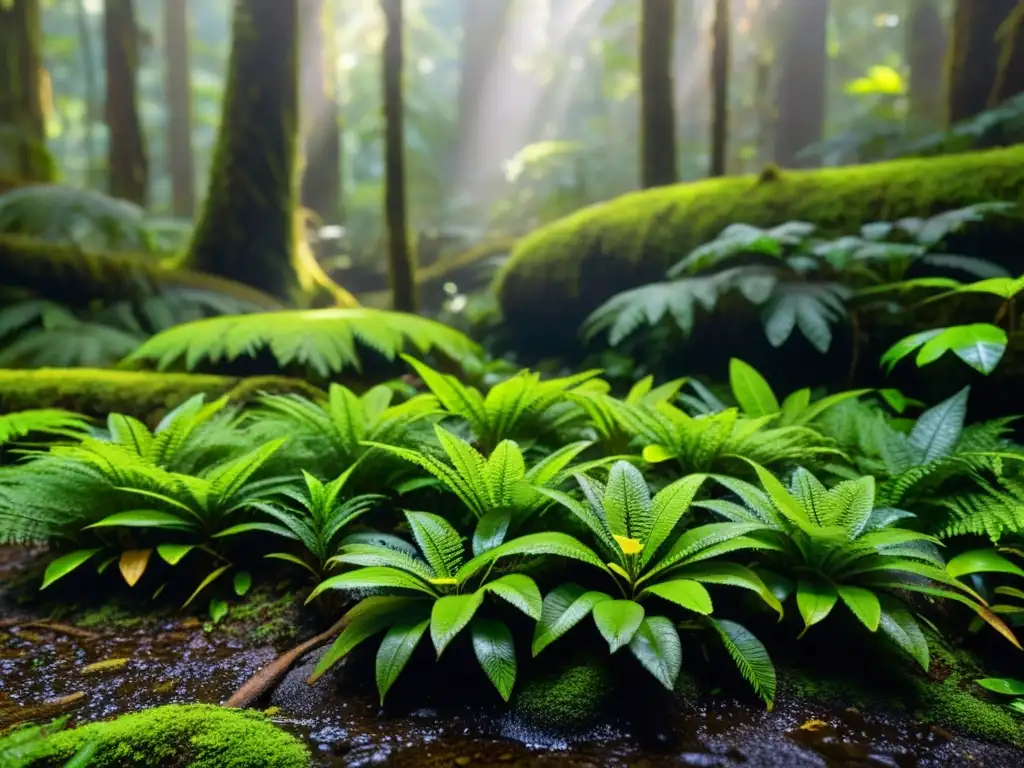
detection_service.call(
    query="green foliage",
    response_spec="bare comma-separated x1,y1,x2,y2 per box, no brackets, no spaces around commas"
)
0,408,89,446
0,717,96,768
125,309,481,379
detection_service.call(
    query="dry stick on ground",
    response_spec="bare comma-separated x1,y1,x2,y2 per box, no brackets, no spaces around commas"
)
223,614,349,709
0,619,100,640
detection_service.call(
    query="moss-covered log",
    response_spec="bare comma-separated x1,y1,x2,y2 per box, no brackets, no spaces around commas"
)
0,368,323,422
494,146,1024,354
0,234,283,308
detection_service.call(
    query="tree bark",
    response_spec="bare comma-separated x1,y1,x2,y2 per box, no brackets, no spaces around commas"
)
946,0,1018,124
906,0,947,126
639,0,678,188
182,0,302,301
75,0,100,186
299,0,343,224
0,0,53,182
163,0,196,217
104,0,149,206
709,0,730,177
773,0,829,168
381,0,417,313
990,1,1024,107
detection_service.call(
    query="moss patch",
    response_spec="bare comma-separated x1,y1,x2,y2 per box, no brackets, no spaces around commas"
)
494,145,1024,353
511,656,614,731
1,704,309,767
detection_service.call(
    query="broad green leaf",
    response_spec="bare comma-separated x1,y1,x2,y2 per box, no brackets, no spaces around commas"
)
908,387,968,462
484,574,542,619
796,578,838,635
310,596,423,682
213,521,298,539
233,570,253,597
472,509,512,557
627,615,682,690
593,599,645,652
880,329,943,373
642,474,707,567
977,677,1024,696
209,599,229,623
471,618,517,701
710,618,776,709
675,561,784,618
642,444,676,464
375,617,430,703
729,359,779,416
947,549,1024,580
914,324,1007,375
42,549,101,589
602,460,651,540
182,565,231,608
405,510,464,578
431,592,484,656
84,510,190,530
156,544,194,566
456,532,607,583
877,598,929,669
642,579,713,615
837,584,881,631
307,566,437,602
532,583,612,655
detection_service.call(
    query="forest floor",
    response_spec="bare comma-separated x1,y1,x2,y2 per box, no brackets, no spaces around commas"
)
2,545,1023,767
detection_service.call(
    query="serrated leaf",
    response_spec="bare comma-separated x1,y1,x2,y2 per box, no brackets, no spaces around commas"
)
375,617,430,703
484,574,542,619
532,583,612,655
471,618,517,701
627,615,682,690
837,584,881,632
710,618,776,709
472,509,512,557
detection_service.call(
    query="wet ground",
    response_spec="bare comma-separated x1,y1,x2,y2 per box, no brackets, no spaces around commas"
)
2,546,1023,767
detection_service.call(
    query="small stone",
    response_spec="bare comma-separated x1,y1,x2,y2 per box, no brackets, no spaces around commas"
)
455,758,472,766
930,725,954,742
80,657,130,674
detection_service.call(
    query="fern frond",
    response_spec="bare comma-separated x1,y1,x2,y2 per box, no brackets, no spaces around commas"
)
125,309,480,378
0,409,90,446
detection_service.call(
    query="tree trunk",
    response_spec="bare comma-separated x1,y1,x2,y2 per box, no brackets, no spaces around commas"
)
0,0,53,182
104,0,148,206
639,0,678,188
773,0,829,168
381,0,416,313
181,0,302,301
163,0,195,217
299,0,343,224
906,0,947,126
990,2,1024,107
454,0,512,194
709,0,730,177
946,0,1018,124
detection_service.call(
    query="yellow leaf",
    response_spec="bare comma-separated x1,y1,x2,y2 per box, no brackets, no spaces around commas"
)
81,657,130,674
119,549,152,587
607,562,630,580
613,535,643,555
798,718,829,732
642,444,675,464
429,577,457,586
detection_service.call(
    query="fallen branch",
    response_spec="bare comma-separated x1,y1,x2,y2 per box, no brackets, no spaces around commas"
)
223,615,348,709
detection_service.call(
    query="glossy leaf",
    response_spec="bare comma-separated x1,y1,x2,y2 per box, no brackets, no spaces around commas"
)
729,359,779,416
233,570,253,597
375,617,430,703
796,578,838,635
837,584,881,632
532,583,612,655
41,549,101,589
643,579,714,615
118,549,152,587
710,618,776,709
484,574,542,619
471,618,517,701
431,592,484,656
627,615,682,690
593,599,645,652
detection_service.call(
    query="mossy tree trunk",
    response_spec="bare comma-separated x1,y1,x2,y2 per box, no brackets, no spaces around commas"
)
639,0,678,188
0,0,53,182
946,0,1018,124
181,0,302,301
906,0,947,126
773,0,828,168
990,2,1024,107
381,0,416,313
299,0,343,225
709,0,730,178
163,0,195,217
104,0,149,206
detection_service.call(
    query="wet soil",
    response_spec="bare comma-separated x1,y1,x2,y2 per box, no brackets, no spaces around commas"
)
2,546,1023,767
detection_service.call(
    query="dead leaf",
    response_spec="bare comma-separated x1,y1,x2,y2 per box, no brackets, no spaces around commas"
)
798,718,829,732
81,657,130,674
119,549,153,587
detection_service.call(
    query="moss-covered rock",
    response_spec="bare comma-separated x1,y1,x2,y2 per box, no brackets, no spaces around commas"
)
494,145,1024,354
1,704,309,767
0,368,323,424
510,655,614,731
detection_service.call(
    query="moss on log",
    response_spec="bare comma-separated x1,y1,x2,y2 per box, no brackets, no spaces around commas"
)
494,146,1024,353
0,234,284,309
0,368,323,422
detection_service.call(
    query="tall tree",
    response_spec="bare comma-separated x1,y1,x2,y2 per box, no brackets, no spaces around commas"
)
709,0,731,177
639,0,678,188
906,0,947,126
990,2,1024,107
182,0,301,299
75,0,100,185
0,0,53,182
946,0,1018,124
104,0,149,205
163,0,195,217
300,0,343,224
381,0,416,313
773,0,828,168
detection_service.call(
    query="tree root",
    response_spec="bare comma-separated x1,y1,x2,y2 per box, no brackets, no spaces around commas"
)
223,614,348,709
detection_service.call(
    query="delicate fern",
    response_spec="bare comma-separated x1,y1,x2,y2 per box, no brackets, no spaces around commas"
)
0,409,90,446
125,309,481,378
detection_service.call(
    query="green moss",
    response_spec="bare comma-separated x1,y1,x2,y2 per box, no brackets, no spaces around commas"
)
0,368,322,423
223,588,301,644
494,145,1024,352
3,704,309,767
511,657,614,730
